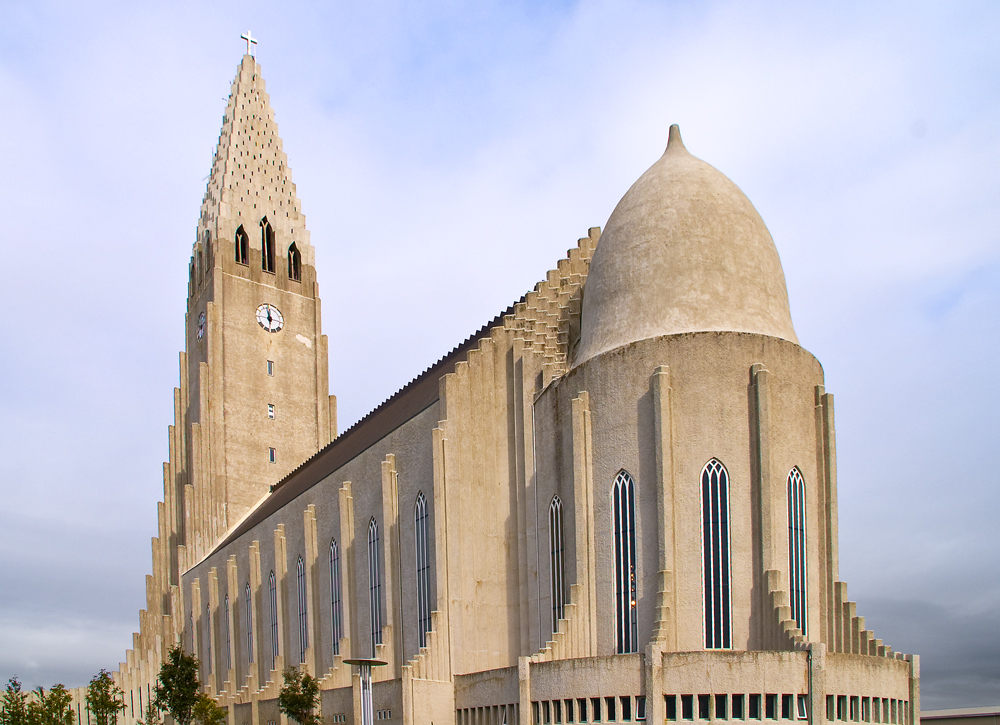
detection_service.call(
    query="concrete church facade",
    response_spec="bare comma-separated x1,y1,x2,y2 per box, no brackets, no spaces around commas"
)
111,54,920,725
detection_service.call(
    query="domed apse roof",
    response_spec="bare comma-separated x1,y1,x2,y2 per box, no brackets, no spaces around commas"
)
574,125,798,367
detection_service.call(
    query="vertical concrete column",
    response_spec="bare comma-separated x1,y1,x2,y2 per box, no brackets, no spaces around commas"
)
752,364,777,648
908,655,920,725
303,505,320,676
431,426,453,679
518,657,531,725
208,569,221,695
340,483,357,658
248,541,263,688
807,642,826,725
381,455,402,677
226,556,239,689
820,392,839,651
190,580,202,668
651,366,677,649
274,525,288,675
571,392,597,657
644,644,664,725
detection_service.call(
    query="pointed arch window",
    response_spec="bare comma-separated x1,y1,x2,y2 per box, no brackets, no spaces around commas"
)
549,495,566,631
296,556,308,664
702,459,731,649
414,492,432,647
613,470,638,654
268,570,278,671
245,582,254,664
368,518,383,654
223,594,231,671
787,467,807,635
330,539,342,656
288,243,302,282
260,217,275,273
235,225,249,265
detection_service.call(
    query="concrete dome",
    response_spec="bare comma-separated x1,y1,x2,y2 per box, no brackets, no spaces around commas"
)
574,125,798,366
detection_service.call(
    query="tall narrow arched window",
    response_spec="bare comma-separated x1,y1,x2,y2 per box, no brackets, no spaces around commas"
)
235,225,249,265
368,518,383,655
701,459,731,649
287,243,301,282
549,495,566,631
296,556,308,664
613,470,638,654
205,602,212,675
268,570,278,671
787,467,807,635
330,539,342,656
414,492,432,647
260,217,275,273
245,582,254,664
198,250,204,282
223,595,231,671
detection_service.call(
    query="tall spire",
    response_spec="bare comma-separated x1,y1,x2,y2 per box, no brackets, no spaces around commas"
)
198,54,313,271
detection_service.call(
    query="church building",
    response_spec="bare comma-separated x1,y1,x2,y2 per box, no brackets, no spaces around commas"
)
111,52,920,725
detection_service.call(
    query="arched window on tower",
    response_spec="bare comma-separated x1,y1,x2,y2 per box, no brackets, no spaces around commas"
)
260,217,275,273
787,467,807,635
414,492,432,647
288,243,301,282
223,594,231,671
702,459,731,649
549,495,566,631
245,582,254,664
268,570,278,671
613,470,638,654
198,250,204,283
296,556,308,664
204,230,213,272
235,225,249,266
368,518,383,655
330,539,342,656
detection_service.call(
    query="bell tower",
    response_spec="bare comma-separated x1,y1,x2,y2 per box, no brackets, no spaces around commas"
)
182,52,336,562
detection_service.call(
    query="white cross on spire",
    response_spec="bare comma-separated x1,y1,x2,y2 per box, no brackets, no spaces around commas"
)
241,31,257,57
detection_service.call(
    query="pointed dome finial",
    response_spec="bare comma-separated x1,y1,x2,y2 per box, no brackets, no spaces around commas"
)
665,124,687,155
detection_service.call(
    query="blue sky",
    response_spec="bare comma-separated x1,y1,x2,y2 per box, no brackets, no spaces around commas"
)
1,0,999,709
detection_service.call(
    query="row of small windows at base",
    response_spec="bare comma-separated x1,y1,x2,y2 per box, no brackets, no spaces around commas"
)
665,694,806,721
533,696,647,725
828,696,910,725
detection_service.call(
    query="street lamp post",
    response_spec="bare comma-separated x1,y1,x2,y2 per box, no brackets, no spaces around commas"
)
344,659,387,725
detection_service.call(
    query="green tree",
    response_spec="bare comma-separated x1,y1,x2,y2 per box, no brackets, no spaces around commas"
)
28,685,74,725
0,677,29,725
191,695,226,725
152,647,201,725
278,667,320,725
86,671,125,725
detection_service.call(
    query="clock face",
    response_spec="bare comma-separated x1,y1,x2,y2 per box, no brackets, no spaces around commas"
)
256,303,284,333
197,311,206,340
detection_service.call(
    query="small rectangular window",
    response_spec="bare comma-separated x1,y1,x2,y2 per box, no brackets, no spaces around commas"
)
716,695,727,720
838,696,847,722
782,695,792,720
269,447,275,463
749,695,762,720
851,698,859,722
533,703,539,725
766,695,777,720
698,695,709,721
592,698,601,722
606,697,616,722
635,697,646,721
267,360,274,376
827,697,835,722
555,701,562,724
681,695,693,721
797,696,808,720
578,700,587,723
664,696,676,721
543,701,551,725
733,695,745,720
566,700,575,723
620,697,631,722
268,404,275,419
862,698,870,723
